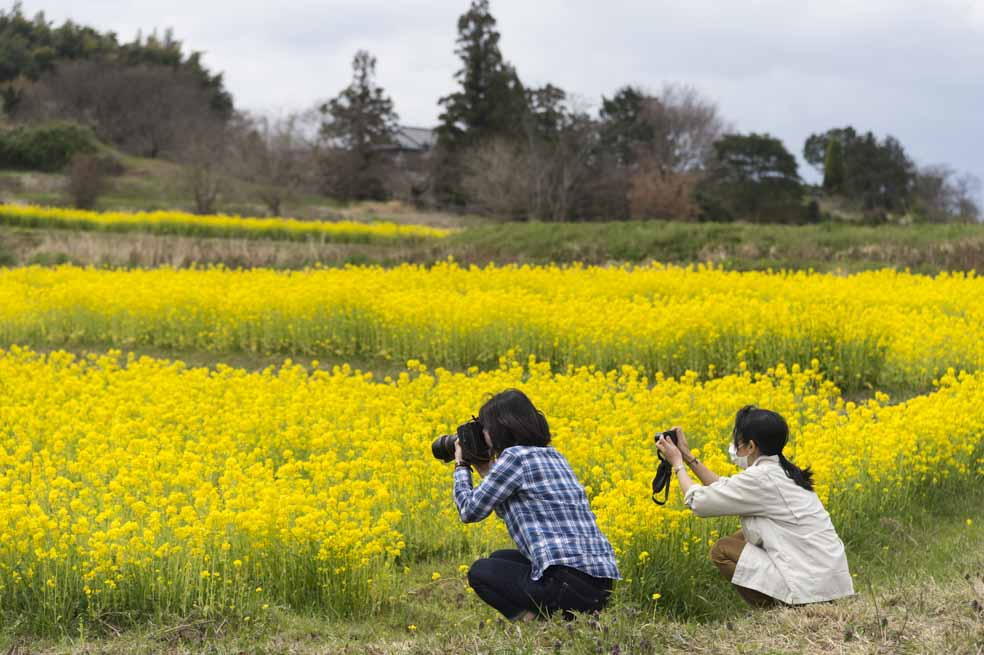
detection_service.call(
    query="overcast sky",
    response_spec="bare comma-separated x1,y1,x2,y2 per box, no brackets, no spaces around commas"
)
27,1,984,191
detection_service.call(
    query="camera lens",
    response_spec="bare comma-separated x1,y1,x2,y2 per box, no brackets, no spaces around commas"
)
431,434,457,462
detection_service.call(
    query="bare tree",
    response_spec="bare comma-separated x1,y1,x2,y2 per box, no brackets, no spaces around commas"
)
177,118,230,214
229,111,315,216
462,137,531,219
16,60,219,158
595,83,728,220
914,164,981,223
952,172,981,222
636,83,729,174
525,103,597,221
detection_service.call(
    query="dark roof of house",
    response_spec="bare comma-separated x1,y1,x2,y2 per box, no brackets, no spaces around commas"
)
394,126,437,151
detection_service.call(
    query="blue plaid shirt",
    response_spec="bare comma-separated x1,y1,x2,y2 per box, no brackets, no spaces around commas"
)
454,446,620,581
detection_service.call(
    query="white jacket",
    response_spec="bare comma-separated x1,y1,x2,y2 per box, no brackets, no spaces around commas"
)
683,455,854,605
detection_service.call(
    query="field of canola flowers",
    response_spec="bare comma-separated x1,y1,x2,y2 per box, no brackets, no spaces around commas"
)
0,263,981,391
0,204,450,243
0,262,982,631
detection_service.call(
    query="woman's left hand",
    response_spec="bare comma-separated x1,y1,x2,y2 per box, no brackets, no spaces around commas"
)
655,433,684,467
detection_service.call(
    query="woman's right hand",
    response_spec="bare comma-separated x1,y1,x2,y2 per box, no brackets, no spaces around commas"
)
671,427,692,458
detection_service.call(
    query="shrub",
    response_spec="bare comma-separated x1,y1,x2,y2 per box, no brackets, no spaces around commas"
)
629,166,699,220
65,154,110,209
0,122,101,172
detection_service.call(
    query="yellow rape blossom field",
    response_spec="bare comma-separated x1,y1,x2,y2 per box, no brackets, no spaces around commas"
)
0,263,981,391
0,204,451,243
0,345,981,632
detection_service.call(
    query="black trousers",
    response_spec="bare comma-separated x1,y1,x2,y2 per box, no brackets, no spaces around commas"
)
467,549,614,620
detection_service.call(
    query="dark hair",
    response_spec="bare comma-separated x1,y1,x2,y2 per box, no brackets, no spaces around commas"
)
733,405,814,492
478,389,551,454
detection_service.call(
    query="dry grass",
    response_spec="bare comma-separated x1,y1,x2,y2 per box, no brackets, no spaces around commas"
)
5,220,984,274
9,571,981,654
4,229,441,269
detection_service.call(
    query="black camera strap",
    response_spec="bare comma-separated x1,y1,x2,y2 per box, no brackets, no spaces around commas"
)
651,450,673,505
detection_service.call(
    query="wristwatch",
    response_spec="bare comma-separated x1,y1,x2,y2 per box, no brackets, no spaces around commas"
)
673,464,687,474
455,462,472,471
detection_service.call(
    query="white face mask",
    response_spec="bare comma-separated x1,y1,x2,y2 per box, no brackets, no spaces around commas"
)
729,442,749,469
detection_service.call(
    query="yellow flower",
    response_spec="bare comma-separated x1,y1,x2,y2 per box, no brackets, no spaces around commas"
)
0,204,449,243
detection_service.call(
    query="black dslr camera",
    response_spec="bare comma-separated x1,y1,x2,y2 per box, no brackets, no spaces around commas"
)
651,428,679,506
431,417,493,465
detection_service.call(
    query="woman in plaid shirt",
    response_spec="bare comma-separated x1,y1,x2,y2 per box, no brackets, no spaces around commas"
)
452,389,620,621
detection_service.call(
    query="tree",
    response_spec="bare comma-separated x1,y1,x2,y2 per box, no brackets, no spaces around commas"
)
460,86,598,221
696,133,805,223
598,86,650,167
629,164,700,221
16,60,219,158
433,0,528,206
596,83,727,220
65,153,109,209
803,127,856,172
912,164,981,223
461,137,530,219
436,0,527,150
803,127,915,212
524,84,568,142
823,137,845,193
523,90,597,221
319,50,399,201
175,115,230,214
849,133,914,212
599,83,725,174
228,111,315,216
0,5,231,117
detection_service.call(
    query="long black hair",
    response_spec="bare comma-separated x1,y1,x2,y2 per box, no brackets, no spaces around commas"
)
733,405,814,492
478,389,551,455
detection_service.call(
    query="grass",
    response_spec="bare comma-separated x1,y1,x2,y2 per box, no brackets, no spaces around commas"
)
445,220,984,272
2,217,983,273
4,477,980,654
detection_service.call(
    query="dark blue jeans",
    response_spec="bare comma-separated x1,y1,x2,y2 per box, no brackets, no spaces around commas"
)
467,549,614,620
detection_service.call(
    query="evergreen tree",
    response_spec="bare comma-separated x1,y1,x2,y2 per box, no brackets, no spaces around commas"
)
0,3,231,117
803,126,915,211
598,86,652,166
319,50,399,200
823,137,845,193
803,127,856,172
524,83,569,141
436,0,527,149
696,133,805,223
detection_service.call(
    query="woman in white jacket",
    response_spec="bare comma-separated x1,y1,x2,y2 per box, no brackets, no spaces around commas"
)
655,405,854,607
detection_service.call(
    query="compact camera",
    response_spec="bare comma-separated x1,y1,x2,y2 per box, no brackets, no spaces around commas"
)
651,428,680,505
